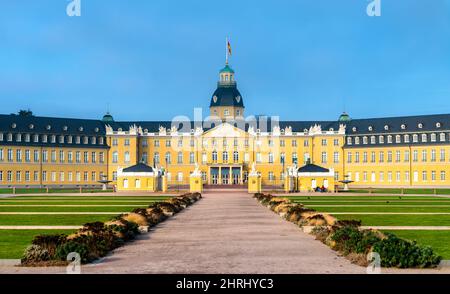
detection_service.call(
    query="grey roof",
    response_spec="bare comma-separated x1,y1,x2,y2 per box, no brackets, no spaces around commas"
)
345,114,450,134
0,114,107,148
122,163,154,173
298,164,330,173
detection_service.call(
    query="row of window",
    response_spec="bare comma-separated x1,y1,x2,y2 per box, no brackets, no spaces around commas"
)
0,133,105,145
122,138,341,148
0,170,103,182
347,133,448,145
346,149,450,164
0,148,105,164
348,171,447,182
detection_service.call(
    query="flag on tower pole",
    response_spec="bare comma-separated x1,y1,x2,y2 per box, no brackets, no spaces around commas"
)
226,37,232,64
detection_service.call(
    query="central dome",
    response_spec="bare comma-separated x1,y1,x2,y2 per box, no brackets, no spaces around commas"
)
210,84,244,108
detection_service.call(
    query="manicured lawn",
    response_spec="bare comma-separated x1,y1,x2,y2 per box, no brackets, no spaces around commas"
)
383,230,450,259
286,194,450,257
321,214,450,226
308,206,450,213
0,194,173,259
0,188,113,194
344,188,450,195
0,230,75,259
0,206,145,213
0,215,117,226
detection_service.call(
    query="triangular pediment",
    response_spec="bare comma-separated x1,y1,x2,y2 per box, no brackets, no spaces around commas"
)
202,122,248,138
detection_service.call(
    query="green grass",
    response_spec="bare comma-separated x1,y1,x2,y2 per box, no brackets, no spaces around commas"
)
0,194,172,259
344,188,450,195
325,214,450,226
0,215,117,226
383,230,450,259
0,188,113,194
308,206,450,213
0,206,146,213
0,230,75,259
285,194,450,257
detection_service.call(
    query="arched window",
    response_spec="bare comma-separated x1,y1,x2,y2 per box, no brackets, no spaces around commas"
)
112,151,118,163
212,151,218,162
154,152,160,164
165,152,171,164
124,151,130,163
177,152,183,164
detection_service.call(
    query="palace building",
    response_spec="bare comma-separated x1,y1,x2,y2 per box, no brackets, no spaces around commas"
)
2,63,450,189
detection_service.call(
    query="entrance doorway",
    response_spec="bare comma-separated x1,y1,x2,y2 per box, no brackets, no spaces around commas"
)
221,168,229,184
232,167,240,184
211,167,219,185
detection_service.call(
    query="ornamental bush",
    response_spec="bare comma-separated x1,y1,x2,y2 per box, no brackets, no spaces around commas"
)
22,245,51,264
55,241,89,264
372,233,441,268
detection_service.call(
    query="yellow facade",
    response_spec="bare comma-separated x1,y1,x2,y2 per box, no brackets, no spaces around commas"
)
117,175,157,192
2,63,450,190
0,145,107,187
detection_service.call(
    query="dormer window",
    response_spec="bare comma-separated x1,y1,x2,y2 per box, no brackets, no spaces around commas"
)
418,123,423,129
440,133,446,142
42,135,48,143
404,134,410,143
421,133,427,142
11,123,16,129
16,134,21,142
436,122,441,128
379,135,385,144
76,136,81,144
387,135,393,143
29,124,34,130
363,136,368,144
401,124,406,130
347,137,352,145
63,126,68,131
51,135,56,143
413,134,418,142
431,133,437,142
7,133,12,141
33,134,39,142
370,136,376,144
395,135,401,143
94,127,99,133
79,127,84,132
59,136,64,143
384,125,389,131
67,136,73,144
83,136,88,144
46,125,51,130
355,137,360,145
368,126,373,131
352,127,357,132
91,137,96,144
25,134,30,142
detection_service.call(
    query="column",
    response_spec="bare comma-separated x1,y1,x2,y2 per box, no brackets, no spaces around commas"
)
218,166,222,185
229,166,232,185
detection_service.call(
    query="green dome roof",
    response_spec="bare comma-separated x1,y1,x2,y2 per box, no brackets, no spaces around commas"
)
220,64,235,74
338,112,351,122
102,112,114,123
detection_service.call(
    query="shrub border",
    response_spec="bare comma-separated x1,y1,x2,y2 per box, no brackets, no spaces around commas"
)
253,193,442,268
20,192,202,266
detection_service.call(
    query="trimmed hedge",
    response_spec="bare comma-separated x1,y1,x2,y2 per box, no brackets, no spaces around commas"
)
253,193,442,268
21,192,202,266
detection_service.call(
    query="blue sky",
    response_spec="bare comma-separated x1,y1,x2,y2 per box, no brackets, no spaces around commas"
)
1,0,450,121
